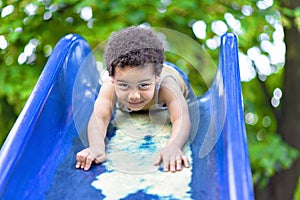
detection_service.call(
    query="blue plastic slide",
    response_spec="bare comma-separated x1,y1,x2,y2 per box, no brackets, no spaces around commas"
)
0,33,254,199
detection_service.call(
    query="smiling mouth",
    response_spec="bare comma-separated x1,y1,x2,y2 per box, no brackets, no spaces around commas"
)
129,101,144,105
128,100,146,108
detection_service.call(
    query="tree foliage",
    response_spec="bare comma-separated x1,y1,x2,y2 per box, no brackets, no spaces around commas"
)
1,0,300,198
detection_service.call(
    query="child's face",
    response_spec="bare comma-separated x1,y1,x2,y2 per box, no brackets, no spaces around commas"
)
113,65,158,111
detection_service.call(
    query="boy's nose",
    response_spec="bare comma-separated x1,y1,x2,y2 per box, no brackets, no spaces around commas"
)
129,90,141,100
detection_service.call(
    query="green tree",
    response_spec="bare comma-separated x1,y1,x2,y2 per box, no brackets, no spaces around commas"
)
0,0,300,199
255,0,300,199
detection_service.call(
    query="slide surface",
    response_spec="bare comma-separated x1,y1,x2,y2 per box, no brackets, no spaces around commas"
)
0,33,254,200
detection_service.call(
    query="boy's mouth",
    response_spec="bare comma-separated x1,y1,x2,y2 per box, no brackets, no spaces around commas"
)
127,100,146,109
129,101,144,106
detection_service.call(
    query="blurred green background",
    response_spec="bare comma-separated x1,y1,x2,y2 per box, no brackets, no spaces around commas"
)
1,0,300,199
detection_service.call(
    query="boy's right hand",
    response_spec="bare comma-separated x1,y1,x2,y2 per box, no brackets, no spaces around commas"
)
75,146,106,171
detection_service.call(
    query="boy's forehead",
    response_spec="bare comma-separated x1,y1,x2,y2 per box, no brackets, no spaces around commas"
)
114,65,156,81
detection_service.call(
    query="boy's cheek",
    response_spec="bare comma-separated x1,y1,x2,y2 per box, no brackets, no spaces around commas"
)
115,91,128,101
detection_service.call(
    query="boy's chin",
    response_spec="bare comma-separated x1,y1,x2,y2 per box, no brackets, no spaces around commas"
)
127,106,143,111
127,103,146,111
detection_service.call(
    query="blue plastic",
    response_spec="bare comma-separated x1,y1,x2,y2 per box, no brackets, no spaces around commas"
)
0,33,254,199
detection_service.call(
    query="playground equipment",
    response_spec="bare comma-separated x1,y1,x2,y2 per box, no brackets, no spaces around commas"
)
0,33,253,199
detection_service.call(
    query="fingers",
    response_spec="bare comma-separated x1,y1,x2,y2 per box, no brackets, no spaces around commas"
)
154,153,162,166
154,153,171,171
176,156,182,171
75,150,86,169
168,156,187,172
169,159,176,172
84,154,95,170
76,150,92,170
75,149,105,170
181,155,190,168
163,157,171,172
155,154,190,172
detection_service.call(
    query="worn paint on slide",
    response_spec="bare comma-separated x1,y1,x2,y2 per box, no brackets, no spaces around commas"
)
92,110,193,199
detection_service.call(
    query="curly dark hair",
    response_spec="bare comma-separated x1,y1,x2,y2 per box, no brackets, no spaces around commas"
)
104,26,165,77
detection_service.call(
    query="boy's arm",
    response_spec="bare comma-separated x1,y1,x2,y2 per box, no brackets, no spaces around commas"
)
91,78,116,146
76,79,115,170
154,77,191,172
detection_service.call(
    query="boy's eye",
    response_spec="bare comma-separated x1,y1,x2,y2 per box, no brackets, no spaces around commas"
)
138,83,151,89
118,83,129,89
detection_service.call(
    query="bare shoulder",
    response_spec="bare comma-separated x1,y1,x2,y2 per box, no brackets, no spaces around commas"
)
95,77,116,108
159,76,184,103
93,77,115,126
99,77,114,94
159,76,189,123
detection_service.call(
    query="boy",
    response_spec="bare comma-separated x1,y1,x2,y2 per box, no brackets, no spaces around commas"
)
76,26,192,172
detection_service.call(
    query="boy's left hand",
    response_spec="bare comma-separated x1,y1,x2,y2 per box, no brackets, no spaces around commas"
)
154,144,190,172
